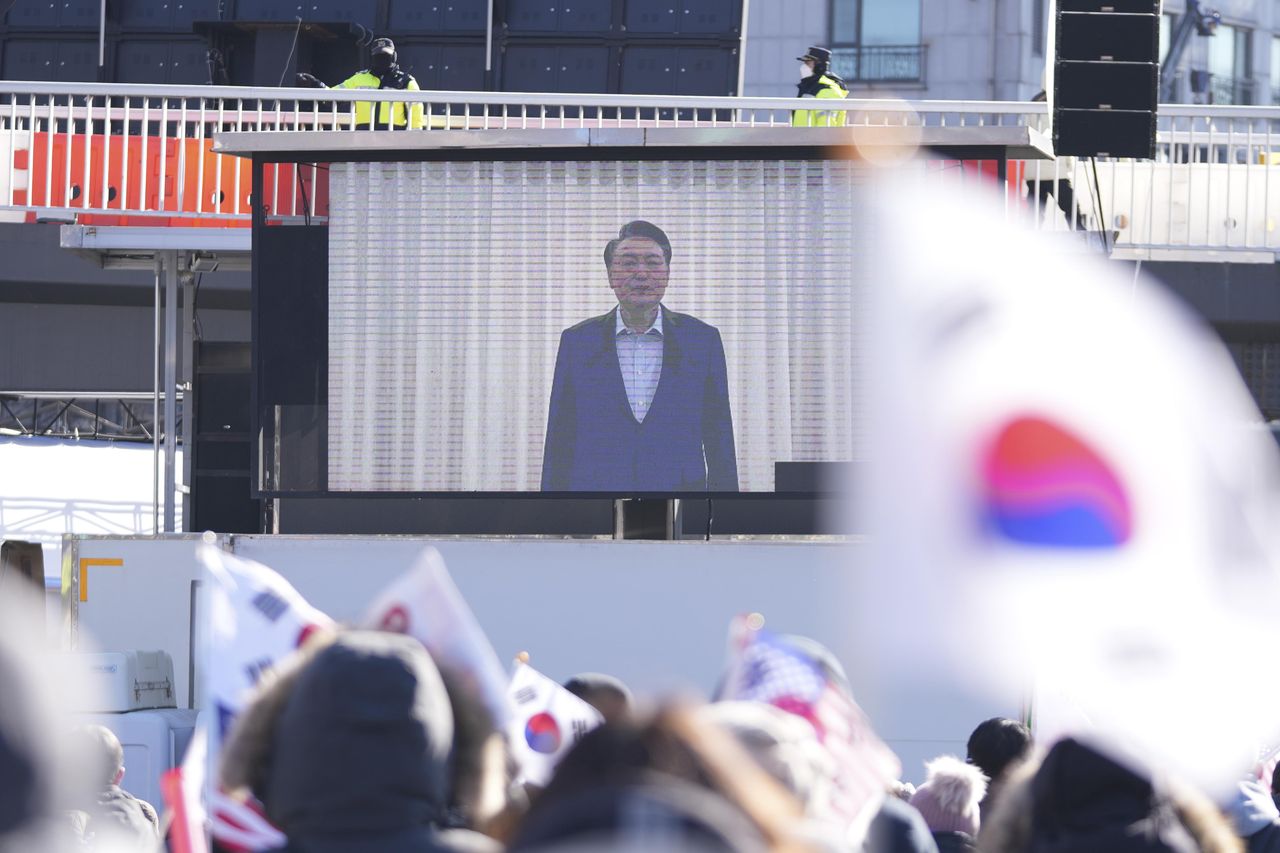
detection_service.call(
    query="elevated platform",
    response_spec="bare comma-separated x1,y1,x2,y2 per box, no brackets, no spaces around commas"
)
59,226,252,271
212,124,1055,162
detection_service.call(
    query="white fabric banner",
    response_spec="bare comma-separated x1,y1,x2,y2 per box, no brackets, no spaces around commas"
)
199,545,332,851
362,547,513,728
856,171,1280,793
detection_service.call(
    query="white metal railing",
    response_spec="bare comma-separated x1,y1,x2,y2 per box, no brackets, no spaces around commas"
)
0,81,1042,224
1017,105,1280,258
1,81,1279,257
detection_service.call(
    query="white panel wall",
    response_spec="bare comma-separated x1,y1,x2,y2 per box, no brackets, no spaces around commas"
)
68,534,1017,782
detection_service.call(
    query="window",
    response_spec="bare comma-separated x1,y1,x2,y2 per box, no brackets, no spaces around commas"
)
829,0,923,83
1206,24,1252,103
1271,36,1280,104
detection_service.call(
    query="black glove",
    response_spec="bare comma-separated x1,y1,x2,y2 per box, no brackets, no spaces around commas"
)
380,68,412,90
295,72,327,88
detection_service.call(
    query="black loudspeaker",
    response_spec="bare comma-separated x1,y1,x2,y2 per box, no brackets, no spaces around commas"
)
191,342,262,534
1054,110,1157,159
1057,61,1158,110
1058,0,1158,13
1054,8,1159,159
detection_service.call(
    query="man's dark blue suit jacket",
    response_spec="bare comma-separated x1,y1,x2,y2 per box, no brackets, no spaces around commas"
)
541,306,739,492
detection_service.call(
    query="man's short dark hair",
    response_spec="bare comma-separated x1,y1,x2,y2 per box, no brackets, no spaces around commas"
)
603,220,672,267
563,672,633,723
966,717,1032,784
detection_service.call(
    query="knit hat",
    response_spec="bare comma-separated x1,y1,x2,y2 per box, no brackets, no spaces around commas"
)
909,756,987,837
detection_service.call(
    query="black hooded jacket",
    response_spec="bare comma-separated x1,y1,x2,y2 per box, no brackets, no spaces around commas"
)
252,632,493,853
1025,739,1199,853
797,65,846,97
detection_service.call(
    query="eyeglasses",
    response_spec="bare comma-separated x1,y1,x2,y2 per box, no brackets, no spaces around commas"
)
610,256,668,273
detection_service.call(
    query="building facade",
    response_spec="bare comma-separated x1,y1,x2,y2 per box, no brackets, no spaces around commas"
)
742,0,1049,100
1159,0,1280,106
742,0,1280,106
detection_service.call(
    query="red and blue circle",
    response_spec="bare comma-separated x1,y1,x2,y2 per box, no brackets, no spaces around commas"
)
524,712,562,754
982,415,1132,549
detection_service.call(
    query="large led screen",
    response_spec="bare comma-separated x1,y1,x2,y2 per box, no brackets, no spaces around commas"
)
327,159,860,493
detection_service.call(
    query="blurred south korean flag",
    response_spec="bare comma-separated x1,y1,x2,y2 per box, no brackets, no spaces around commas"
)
507,661,603,786
852,167,1280,793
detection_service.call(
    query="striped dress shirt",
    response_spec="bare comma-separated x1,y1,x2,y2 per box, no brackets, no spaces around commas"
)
614,306,664,423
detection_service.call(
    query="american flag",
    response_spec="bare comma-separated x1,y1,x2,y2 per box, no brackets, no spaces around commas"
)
160,726,210,853
208,791,286,852
721,616,900,834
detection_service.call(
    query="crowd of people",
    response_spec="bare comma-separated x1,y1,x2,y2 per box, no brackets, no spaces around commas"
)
8,615,1280,853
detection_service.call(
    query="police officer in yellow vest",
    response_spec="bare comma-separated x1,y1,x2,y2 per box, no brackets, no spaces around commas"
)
791,46,849,127
296,38,425,130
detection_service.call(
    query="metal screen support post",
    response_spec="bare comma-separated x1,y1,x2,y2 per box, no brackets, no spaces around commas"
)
485,0,494,71
163,250,179,533
736,0,750,96
181,259,195,531
97,0,106,72
153,256,162,534
613,499,681,540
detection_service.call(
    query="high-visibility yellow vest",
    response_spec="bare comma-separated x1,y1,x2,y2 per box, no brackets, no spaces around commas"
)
336,71,425,129
791,75,849,127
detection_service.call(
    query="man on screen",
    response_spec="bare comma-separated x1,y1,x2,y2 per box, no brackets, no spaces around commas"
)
541,221,739,492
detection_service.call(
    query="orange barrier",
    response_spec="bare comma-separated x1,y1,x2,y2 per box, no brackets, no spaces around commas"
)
12,130,1029,227
14,132,328,227
930,159,1029,205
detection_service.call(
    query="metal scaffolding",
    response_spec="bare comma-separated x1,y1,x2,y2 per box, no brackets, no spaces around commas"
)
59,225,250,532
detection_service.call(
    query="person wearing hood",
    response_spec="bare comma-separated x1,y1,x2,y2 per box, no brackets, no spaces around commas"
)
979,737,1240,853
907,757,986,853
791,46,848,128
220,630,498,853
296,37,424,129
